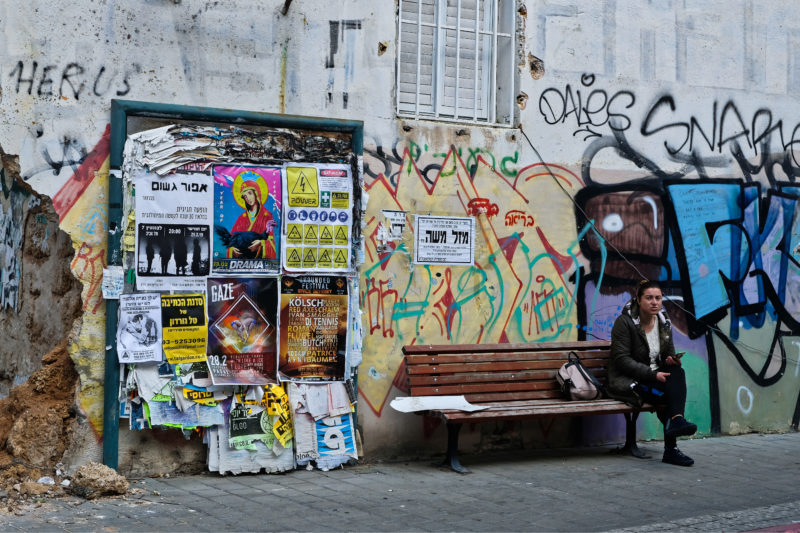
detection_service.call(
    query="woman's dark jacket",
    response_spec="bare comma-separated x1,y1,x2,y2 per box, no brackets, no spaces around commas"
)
607,298,676,407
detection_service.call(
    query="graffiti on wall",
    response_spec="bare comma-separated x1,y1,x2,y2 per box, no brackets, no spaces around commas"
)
0,168,28,312
361,74,800,443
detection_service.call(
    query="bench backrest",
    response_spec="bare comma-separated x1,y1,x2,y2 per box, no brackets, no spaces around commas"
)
402,340,612,403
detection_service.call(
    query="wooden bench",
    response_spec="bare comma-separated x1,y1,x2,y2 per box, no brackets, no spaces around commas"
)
402,340,655,472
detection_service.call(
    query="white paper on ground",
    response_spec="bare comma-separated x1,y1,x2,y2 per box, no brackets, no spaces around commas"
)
389,395,489,413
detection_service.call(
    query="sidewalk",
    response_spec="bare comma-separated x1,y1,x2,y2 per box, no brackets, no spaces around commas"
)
3,432,800,532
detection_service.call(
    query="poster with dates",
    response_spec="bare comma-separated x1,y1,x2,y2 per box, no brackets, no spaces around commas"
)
206,277,278,385
278,275,348,382
212,166,282,274
135,171,212,291
281,164,352,272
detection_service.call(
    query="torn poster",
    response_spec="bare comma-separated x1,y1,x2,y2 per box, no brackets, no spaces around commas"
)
278,275,349,382
212,166,282,274
117,293,161,363
228,401,274,450
282,163,352,272
206,277,278,385
317,413,357,458
413,215,475,266
134,171,212,291
161,294,207,364
102,266,124,299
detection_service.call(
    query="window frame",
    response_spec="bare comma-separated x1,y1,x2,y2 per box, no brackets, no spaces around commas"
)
396,0,517,127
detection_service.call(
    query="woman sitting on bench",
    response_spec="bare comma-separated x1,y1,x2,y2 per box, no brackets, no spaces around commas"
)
608,280,698,467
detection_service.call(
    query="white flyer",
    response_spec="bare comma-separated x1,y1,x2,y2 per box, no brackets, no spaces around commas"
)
117,293,162,363
134,171,213,291
413,215,475,265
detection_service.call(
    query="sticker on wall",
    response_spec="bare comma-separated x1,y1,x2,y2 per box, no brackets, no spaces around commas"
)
117,293,162,363
278,275,349,382
134,171,212,291
161,294,207,364
281,164,353,273
413,215,475,266
212,166,281,274
316,413,357,458
206,277,278,385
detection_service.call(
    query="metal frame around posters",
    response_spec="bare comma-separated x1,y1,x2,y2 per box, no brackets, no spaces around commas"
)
105,99,363,470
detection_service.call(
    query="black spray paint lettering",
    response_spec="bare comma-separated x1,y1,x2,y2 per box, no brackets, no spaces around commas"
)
8,61,137,99
538,73,635,140
22,136,89,181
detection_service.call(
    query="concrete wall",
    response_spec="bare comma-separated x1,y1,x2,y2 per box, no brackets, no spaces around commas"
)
0,0,798,467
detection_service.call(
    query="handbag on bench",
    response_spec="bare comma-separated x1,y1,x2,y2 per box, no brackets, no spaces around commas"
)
556,351,605,401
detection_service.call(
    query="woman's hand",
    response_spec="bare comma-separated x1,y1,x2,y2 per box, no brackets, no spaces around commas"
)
656,372,670,383
665,352,684,366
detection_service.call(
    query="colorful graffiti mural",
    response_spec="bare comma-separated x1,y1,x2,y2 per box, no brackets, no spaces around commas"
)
362,80,800,444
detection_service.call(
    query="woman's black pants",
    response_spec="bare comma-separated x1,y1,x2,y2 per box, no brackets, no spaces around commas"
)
634,365,687,448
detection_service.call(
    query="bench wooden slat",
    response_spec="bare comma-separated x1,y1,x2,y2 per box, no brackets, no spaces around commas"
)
441,400,649,422
407,369,607,386
462,390,565,402
405,350,610,365
403,340,611,355
406,358,608,375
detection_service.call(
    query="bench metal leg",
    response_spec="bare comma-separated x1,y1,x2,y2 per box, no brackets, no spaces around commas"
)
438,423,470,473
615,412,650,459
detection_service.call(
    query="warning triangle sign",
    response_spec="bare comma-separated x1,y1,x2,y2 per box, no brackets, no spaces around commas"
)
303,248,316,262
335,226,347,240
287,226,302,240
319,249,332,263
304,225,318,241
288,249,301,263
334,249,347,263
320,226,332,239
291,170,317,195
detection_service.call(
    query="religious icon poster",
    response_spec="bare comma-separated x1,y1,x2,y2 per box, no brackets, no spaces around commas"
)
212,166,282,274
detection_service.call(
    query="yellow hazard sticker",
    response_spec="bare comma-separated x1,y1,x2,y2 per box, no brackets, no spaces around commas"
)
285,247,302,269
317,248,333,269
286,224,303,245
333,248,348,269
334,225,349,246
302,247,318,268
331,192,349,209
286,167,319,207
318,225,333,246
303,224,319,245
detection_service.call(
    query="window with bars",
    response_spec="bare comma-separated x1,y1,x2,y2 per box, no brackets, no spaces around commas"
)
397,0,516,126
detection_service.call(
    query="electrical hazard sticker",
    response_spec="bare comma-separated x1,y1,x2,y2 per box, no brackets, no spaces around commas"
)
286,167,319,207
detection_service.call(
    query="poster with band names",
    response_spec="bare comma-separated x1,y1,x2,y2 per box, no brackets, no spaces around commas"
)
134,171,212,291
281,163,352,272
278,275,349,382
413,215,475,266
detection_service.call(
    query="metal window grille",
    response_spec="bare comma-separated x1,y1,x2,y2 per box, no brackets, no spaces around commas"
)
397,0,515,126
